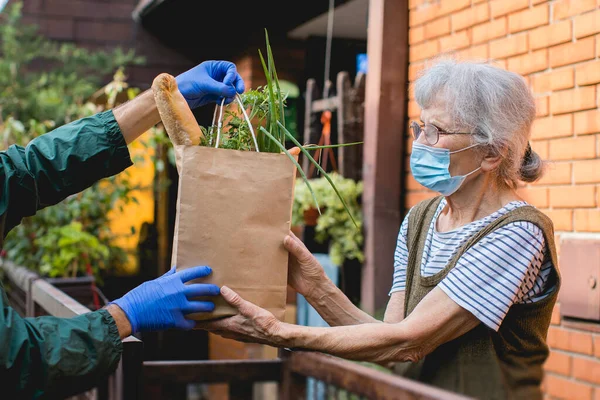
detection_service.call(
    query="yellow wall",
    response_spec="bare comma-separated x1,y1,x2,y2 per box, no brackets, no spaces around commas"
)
108,130,156,274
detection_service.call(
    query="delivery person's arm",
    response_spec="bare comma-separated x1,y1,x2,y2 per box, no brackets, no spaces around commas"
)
0,61,244,399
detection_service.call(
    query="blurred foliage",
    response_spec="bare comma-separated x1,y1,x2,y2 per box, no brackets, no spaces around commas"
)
0,2,172,280
292,173,364,266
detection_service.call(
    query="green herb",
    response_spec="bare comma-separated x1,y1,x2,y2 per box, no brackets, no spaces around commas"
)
198,29,362,227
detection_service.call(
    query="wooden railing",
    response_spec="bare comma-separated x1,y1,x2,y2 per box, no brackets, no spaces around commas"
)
1,261,471,400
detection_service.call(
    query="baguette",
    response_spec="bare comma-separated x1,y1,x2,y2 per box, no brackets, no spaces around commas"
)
151,73,203,146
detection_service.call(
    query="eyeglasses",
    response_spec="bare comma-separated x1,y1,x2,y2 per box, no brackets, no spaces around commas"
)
410,121,471,145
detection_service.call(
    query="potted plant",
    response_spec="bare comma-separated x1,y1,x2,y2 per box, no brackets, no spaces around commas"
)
292,173,364,266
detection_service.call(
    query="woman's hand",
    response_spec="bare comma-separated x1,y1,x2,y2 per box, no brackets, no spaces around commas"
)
284,231,327,299
196,286,287,347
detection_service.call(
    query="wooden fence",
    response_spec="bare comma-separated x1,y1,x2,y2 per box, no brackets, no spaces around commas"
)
1,260,471,400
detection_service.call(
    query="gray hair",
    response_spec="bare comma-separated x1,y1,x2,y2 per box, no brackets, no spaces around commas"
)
413,58,544,188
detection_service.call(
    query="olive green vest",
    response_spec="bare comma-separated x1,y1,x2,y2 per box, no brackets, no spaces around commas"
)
394,196,560,400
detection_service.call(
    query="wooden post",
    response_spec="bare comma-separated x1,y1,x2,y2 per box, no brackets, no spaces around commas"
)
361,0,409,313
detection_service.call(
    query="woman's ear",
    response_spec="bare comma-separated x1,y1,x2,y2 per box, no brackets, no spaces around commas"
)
480,150,503,172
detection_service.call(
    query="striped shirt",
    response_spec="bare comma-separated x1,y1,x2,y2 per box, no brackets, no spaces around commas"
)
389,198,554,331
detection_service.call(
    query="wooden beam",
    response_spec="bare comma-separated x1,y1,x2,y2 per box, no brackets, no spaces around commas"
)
142,359,282,384
361,0,409,313
287,351,471,400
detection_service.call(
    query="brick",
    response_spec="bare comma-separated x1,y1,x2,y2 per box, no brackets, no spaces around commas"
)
472,17,507,45
406,173,424,190
549,37,596,68
536,96,549,117
574,357,600,384
532,115,573,140
509,4,549,34
42,17,74,41
408,100,421,118
516,187,549,208
437,0,471,18
549,136,597,160
424,17,451,40
409,63,425,81
23,0,43,13
575,110,600,135
409,0,425,9
74,21,132,43
457,43,489,61
409,26,425,45
545,374,593,400
439,30,471,52
548,327,594,354
574,209,600,231
406,191,437,208
410,40,440,63
532,68,575,93
529,20,573,51
595,336,600,358
43,1,134,20
550,185,597,207
553,0,597,21
531,140,549,159
575,9,600,39
507,49,548,76
533,0,547,4
535,161,572,185
451,3,490,31
574,159,600,183
410,3,440,27
489,34,528,59
577,61,600,87
551,86,596,115
543,209,573,230
544,350,571,375
552,303,561,324
490,0,529,18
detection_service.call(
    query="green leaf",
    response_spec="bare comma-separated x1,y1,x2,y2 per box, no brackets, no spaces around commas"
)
264,29,286,145
277,121,358,228
259,126,320,214
302,142,364,150
258,48,278,151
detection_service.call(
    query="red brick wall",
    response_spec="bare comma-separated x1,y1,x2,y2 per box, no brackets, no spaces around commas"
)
18,0,194,89
408,1,600,399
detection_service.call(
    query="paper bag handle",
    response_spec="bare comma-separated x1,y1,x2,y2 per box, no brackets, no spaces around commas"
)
212,93,260,152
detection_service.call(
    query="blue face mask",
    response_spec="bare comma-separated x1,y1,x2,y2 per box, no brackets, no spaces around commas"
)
410,142,481,196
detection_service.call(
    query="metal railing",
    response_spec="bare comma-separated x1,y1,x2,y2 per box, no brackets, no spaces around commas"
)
1,260,471,400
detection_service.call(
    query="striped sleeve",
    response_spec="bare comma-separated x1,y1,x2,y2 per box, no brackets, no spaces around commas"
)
437,221,546,331
389,209,412,295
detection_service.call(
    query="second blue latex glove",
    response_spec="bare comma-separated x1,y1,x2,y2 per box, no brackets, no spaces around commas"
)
110,266,219,333
176,60,245,109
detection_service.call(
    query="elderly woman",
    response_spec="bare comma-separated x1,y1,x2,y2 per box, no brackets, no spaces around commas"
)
200,59,560,400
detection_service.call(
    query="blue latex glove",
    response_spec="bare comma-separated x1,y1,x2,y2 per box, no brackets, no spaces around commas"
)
176,60,245,109
110,266,219,333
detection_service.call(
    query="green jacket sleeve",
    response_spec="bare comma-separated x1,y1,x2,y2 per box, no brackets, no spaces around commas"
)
0,110,132,239
0,293,123,399
0,110,133,398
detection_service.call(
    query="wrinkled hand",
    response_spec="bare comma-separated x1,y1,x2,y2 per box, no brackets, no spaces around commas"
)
284,231,327,298
176,60,245,109
110,266,220,333
196,286,286,347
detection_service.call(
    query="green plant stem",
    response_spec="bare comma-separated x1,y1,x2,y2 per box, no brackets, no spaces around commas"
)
277,121,358,228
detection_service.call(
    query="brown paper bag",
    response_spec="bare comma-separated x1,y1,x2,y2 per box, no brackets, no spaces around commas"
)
152,73,296,321
174,146,295,321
